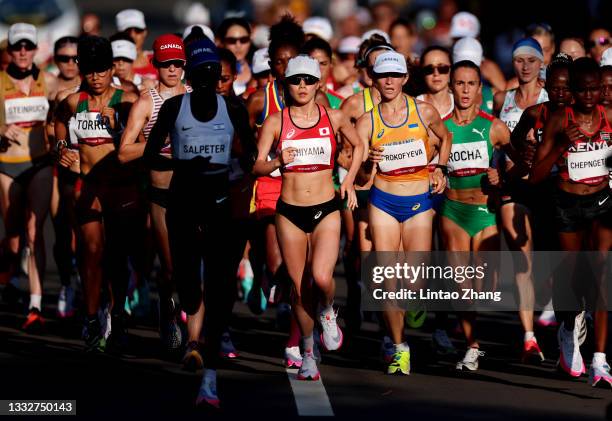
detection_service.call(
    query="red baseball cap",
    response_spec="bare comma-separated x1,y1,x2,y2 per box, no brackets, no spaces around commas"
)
153,34,186,63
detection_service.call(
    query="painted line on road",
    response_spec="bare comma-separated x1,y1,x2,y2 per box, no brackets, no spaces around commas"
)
286,368,334,416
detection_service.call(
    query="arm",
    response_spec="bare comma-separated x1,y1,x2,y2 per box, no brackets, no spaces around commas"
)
224,96,258,173
44,71,59,102
481,59,507,93
529,110,567,184
143,98,180,168
419,102,450,193
315,90,331,108
354,112,376,186
246,89,264,129
330,109,364,210
493,91,506,117
510,105,538,151
490,118,529,179
54,95,79,168
118,93,151,163
252,112,287,176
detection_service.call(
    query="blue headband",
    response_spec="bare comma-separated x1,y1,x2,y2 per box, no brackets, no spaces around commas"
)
512,37,544,61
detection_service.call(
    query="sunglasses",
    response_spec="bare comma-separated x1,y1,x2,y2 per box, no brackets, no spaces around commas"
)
9,42,36,52
338,52,357,61
224,36,250,45
422,64,450,76
373,72,406,79
157,60,185,69
126,27,145,34
286,75,319,85
56,55,78,63
587,37,611,48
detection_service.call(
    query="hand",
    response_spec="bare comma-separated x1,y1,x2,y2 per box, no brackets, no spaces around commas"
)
340,179,357,211
101,107,116,130
368,146,384,164
430,168,446,194
487,167,500,186
522,141,537,167
2,124,26,145
59,148,79,168
563,122,583,146
280,147,297,166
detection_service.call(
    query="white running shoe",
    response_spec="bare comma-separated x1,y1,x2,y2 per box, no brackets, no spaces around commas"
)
589,355,612,388
297,351,320,380
432,329,456,355
456,347,485,371
319,307,343,351
557,325,585,377
284,346,303,368
575,312,587,346
196,369,220,408
57,286,75,318
537,309,557,327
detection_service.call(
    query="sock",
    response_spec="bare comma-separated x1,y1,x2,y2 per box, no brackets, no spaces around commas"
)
394,342,410,353
29,294,41,311
593,352,606,365
524,331,535,342
303,335,314,353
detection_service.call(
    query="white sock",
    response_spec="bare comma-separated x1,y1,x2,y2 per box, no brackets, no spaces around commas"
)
524,331,535,342
29,294,42,310
394,342,410,352
593,352,607,365
303,335,314,353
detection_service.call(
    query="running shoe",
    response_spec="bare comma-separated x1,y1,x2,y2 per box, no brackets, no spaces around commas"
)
159,298,182,351
319,307,343,351
297,351,320,380
183,341,204,371
557,325,585,377
456,347,485,371
247,286,267,315
536,309,558,327
575,312,587,346
20,246,30,275
432,329,456,355
589,356,612,388
196,369,220,408
405,307,427,329
522,338,545,363
240,277,253,303
387,350,410,375
106,314,128,354
84,318,106,353
220,332,239,359
99,305,112,340
380,336,395,364
284,346,303,368
22,308,44,331
57,285,75,319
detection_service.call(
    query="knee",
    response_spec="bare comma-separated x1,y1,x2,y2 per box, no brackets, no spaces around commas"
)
312,269,333,289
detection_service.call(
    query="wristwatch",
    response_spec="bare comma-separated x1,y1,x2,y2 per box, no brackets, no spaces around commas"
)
435,164,448,176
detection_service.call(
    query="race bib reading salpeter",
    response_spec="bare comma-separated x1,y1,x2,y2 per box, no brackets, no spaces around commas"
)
378,139,427,175
448,141,489,176
282,137,332,169
180,134,231,165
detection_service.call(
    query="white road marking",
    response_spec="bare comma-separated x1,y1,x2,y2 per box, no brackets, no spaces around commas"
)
286,368,334,416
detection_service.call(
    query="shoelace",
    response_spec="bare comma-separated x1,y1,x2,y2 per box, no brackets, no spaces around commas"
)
321,309,338,329
466,349,485,362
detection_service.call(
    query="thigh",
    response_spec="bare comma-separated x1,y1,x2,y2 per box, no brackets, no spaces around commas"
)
440,215,471,252
401,209,433,252
368,203,401,252
310,211,341,278
26,166,52,229
275,213,309,289
501,202,533,253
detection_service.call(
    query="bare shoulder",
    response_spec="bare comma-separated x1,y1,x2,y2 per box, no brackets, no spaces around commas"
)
122,89,140,103
63,91,82,111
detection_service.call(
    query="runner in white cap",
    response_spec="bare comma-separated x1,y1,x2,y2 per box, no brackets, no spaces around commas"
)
452,37,494,113
0,23,58,331
303,17,333,42
110,33,154,92
243,48,271,99
116,9,157,80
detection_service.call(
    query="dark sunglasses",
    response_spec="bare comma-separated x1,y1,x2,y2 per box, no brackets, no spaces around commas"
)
587,37,611,49
156,60,185,69
373,72,406,79
422,64,451,76
224,36,250,45
286,75,319,86
126,27,145,34
9,41,36,52
56,54,78,63
338,52,357,61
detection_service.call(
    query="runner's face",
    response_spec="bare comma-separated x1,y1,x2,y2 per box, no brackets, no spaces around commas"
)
513,54,541,83
373,73,407,101
573,72,601,111
55,45,79,79
287,75,319,105
272,45,298,81
113,58,132,79
223,25,250,62
126,28,146,50
560,39,586,60
546,68,572,107
533,34,554,65
588,29,611,63
390,24,415,58
158,62,183,88
216,60,236,96
84,69,112,94
309,49,331,85
9,43,36,70
601,69,612,106
451,67,481,109
422,49,450,94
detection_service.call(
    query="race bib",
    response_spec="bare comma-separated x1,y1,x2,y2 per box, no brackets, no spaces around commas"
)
448,141,489,176
568,147,611,183
5,96,49,125
74,112,113,143
179,134,231,165
282,137,332,170
378,139,427,175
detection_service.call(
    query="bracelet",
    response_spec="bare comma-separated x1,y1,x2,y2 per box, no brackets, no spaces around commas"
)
435,164,448,176
55,139,67,153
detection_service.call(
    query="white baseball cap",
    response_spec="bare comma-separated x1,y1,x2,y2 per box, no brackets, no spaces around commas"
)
116,9,146,32
453,37,483,66
183,3,211,26
338,36,361,54
361,29,390,43
601,48,612,67
449,12,480,39
8,23,37,46
112,40,137,61
252,48,270,74
303,17,333,42
373,51,407,74
285,55,321,79
182,24,215,42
